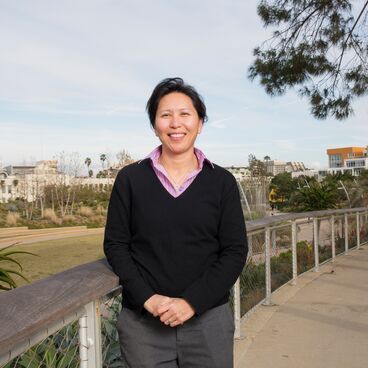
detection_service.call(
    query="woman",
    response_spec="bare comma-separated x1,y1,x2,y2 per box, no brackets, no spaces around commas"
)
104,78,247,368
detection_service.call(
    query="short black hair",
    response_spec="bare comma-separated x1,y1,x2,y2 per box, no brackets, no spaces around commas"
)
146,77,208,128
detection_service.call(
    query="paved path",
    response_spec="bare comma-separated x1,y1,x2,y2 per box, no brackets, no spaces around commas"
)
0,227,104,248
235,244,368,368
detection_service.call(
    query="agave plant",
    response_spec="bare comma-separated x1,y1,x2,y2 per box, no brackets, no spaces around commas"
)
0,243,36,291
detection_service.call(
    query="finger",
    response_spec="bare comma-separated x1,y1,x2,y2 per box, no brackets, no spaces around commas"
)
165,311,187,326
158,299,173,308
160,311,175,324
174,312,193,326
157,303,172,315
169,319,184,327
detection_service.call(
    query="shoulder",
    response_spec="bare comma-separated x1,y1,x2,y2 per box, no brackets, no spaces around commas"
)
115,159,151,181
206,163,237,185
201,163,238,198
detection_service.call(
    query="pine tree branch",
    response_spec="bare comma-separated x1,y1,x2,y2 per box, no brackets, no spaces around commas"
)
333,0,368,88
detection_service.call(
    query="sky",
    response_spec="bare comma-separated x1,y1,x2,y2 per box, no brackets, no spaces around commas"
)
0,0,367,174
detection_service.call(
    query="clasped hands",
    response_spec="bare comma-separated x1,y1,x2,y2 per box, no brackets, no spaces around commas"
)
143,294,195,327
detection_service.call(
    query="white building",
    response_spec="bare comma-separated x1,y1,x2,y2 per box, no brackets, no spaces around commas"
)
226,167,251,181
291,169,328,182
0,160,113,203
264,160,286,176
327,146,368,176
286,161,307,172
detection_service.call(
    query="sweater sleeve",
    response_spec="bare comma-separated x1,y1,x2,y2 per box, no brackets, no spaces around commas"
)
181,173,248,315
103,169,155,310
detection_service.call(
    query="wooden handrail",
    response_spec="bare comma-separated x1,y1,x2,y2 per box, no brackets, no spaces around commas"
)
0,259,119,356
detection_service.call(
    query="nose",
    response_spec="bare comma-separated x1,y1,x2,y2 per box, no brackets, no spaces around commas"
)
169,113,182,128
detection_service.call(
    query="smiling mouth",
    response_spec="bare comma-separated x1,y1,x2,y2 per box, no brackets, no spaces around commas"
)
168,133,186,138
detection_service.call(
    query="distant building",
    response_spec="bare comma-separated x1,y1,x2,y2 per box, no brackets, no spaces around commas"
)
225,166,250,181
285,161,307,172
291,169,328,182
264,160,307,176
0,167,14,204
0,160,113,203
264,160,286,176
327,146,368,176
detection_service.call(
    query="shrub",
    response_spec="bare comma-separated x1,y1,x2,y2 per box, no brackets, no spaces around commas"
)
62,215,77,223
86,215,106,228
43,209,62,225
6,212,19,226
79,206,94,217
96,205,107,216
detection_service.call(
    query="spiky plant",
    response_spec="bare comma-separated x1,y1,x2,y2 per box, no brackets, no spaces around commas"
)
0,244,36,291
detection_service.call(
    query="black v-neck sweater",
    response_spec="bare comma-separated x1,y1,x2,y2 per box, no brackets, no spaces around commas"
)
104,158,248,315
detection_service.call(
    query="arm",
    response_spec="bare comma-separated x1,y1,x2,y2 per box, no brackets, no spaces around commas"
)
103,169,155,310
180,174,248,315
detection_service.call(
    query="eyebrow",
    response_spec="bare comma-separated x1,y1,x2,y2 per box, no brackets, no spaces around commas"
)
158,107,192,113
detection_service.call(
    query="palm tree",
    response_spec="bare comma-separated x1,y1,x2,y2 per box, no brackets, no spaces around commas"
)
290,182,338,212
84,157,91,176
100,154,107,170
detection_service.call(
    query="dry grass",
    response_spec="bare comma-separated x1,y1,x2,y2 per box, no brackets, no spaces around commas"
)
62,214,77,222
96,205,107,216
43,208,62,225
89,215,105,223
79,206,94,217
6,212,19,226
2,234,104,286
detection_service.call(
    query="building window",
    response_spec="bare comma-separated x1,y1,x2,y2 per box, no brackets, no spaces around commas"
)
329,154,342,168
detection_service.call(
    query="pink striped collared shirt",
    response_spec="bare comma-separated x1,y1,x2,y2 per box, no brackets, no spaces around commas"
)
146,145,214,198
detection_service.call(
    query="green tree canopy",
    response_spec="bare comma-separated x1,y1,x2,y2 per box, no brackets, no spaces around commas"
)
289,182,338,211
249,0,368,120
270,172,299,201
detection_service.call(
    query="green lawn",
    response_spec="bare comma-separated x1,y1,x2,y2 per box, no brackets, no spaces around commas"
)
4,234,105,287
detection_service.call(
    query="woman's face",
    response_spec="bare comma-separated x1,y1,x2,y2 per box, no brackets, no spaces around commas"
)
154,92,203,156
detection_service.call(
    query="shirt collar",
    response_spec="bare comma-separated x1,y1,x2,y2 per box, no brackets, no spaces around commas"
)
142,145,214,169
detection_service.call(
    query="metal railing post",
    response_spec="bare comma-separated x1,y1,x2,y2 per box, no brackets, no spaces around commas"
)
339,217,343,238
357,212,360,249
313,218,319,272
248,233,253,258
344,213,349,253
263,226,272,305
271,229,276,253
233,278,242,339
79,301,102,368
79,315,88,368
331,215,335,262
291,220,297,285
86,301,102,368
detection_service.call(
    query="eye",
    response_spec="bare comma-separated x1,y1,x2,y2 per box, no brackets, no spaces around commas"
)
181,112,190,116
161,113,170,117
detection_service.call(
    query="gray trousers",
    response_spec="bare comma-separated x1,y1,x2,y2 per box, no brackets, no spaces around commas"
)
116,303,235,368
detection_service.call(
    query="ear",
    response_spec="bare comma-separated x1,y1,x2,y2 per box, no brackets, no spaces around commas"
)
197,119,203,134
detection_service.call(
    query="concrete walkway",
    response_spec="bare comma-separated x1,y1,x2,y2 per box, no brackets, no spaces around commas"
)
235,244,368,368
